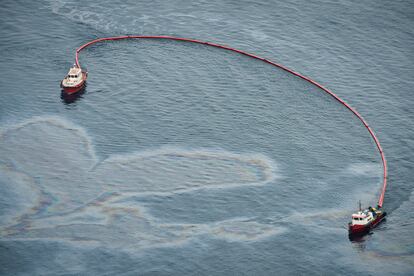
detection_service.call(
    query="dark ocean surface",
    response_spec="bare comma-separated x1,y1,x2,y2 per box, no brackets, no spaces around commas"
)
0,0,413,275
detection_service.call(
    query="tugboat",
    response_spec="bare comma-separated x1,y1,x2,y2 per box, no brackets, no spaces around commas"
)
348,201,386,237
61,65,87,94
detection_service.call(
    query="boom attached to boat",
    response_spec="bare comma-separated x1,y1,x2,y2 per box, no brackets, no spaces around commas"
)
63,36,388,238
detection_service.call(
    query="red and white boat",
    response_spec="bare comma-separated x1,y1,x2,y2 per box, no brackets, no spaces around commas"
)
348,202,386,236
61,65,87,94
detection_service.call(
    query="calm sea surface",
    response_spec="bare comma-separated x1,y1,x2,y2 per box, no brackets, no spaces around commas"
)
0,0,413,275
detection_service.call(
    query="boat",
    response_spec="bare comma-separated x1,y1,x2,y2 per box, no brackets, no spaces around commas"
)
61,65,87,94
348,201,386,236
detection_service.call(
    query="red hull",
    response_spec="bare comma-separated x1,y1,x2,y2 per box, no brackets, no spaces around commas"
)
61,72,87,94
348,212,386,235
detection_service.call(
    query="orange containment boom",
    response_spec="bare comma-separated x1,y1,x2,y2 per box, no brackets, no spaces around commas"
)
73,35,388,208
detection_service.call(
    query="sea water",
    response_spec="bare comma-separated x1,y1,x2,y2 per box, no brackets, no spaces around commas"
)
0,0,413,275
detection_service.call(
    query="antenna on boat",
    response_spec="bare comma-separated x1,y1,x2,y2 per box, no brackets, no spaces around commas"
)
358,200,362,211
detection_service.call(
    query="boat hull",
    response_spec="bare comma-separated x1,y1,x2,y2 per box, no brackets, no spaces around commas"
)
61,72,87,94
348,211,386,236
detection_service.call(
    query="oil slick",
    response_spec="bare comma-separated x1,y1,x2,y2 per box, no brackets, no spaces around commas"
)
0,116,283,249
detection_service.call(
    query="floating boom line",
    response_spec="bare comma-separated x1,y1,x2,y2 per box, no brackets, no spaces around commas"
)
74,35,388,207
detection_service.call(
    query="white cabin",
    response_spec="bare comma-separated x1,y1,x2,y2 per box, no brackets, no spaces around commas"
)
62,66,83,87
351,210,374,225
